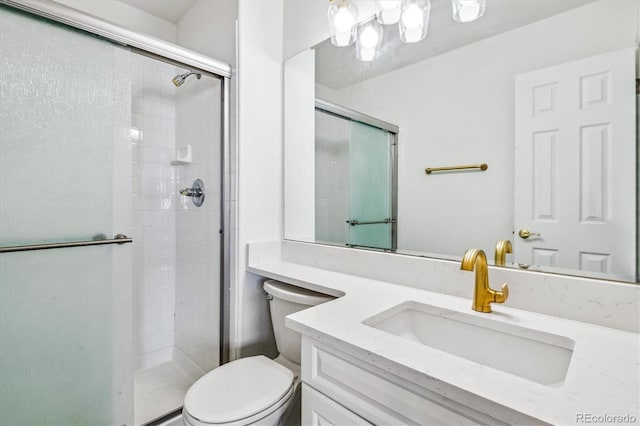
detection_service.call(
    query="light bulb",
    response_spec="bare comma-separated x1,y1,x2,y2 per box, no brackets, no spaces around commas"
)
401,4,423,28
399,0,430,43
359,25,379,48
356,20,383,62
334,7,355,32
376,0,401,24
451,0,486,23
328,0,358,47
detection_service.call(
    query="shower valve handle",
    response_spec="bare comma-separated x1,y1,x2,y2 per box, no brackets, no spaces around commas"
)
179,179,205,207
180,187,202,197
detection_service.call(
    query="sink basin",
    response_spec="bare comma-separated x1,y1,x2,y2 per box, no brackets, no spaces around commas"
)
363,301,574,386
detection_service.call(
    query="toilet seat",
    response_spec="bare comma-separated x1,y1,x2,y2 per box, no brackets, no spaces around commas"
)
184,356,295,425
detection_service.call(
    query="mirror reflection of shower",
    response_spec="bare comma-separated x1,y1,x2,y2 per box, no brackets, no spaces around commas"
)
171,71,201,87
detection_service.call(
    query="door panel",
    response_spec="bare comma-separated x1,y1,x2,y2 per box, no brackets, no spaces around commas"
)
348,121,393,249
0,5,132,425
514,48,636,278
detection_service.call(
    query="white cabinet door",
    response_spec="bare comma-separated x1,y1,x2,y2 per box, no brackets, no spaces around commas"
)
302,337,504,426
514,48,636,277
302,384,373,426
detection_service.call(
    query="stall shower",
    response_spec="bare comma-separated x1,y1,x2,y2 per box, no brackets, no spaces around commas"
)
0,4,227,425
130,54,222,425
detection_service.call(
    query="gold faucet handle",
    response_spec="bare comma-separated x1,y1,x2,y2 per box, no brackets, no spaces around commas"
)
494,283,509,303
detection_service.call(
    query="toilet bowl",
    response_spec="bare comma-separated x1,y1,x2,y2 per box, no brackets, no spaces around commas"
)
183,281,333,426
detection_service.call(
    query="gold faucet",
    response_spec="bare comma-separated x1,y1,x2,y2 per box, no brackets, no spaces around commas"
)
460,249,509,313
494,239,512,266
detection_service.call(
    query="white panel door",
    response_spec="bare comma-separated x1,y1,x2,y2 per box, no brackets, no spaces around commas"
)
514,48,636,278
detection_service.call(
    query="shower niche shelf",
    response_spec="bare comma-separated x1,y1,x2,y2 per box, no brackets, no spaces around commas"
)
170,145,192,166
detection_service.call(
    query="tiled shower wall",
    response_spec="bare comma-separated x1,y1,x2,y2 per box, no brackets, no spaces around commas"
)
130,53,221,374
131,55,177,369
174,75,221,374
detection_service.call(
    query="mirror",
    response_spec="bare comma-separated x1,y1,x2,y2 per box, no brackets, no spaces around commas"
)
284,0,639,283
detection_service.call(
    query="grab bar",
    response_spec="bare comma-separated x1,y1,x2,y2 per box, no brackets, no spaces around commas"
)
0,234,132,253
346,218,396,226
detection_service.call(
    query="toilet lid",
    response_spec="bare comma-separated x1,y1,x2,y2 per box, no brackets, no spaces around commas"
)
184,355,294,424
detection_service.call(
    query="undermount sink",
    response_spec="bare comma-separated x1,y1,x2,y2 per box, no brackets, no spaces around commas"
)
363,301,574,386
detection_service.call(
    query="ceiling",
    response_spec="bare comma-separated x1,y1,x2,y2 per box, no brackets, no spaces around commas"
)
119,0,196,23
315,0,599,89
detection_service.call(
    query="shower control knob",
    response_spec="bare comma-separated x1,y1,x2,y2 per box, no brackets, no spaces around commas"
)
179,178,205,207
180,187,202,197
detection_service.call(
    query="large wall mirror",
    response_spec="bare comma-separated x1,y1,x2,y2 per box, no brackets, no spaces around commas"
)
284,0,639,283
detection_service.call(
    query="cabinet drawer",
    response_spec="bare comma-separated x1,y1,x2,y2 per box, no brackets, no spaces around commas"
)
303,383,373,426
302,337,503,426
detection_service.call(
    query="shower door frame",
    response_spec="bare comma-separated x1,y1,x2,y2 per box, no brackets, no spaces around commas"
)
314,99,399,251
0,0,233,378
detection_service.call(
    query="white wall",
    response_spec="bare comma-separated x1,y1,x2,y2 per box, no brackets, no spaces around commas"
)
315,0,638,258
177,0,236,64
284,48,316,242
232,0,284,359
54,0,177,43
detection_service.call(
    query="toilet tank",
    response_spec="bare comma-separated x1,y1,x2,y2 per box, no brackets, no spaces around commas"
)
263,280,334,365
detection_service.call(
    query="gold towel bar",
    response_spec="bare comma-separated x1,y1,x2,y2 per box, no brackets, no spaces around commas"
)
425,163,488,174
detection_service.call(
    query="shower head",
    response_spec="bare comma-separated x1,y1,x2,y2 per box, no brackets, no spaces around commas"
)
172,71,202,87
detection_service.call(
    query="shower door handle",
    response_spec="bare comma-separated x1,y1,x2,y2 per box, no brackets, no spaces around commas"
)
346,218,396,226
0,234,132,253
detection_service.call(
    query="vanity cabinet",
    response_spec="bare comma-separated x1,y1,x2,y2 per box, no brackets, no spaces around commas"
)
302,384,373,425
301,336,508,426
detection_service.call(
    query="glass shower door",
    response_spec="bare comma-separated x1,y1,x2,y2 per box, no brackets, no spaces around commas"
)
348,121,394,249
0,6,133,426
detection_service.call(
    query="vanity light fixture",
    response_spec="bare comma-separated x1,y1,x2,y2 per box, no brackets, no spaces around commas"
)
328,0,359,47
356,19,383,61
451,0,486,23
375,0,401,25
331,0,487,61
399,0,431,43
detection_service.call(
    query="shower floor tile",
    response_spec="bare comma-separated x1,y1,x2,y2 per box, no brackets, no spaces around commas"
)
134,361,199,426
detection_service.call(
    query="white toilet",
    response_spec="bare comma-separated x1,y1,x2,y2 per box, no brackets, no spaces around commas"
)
182,280,333,426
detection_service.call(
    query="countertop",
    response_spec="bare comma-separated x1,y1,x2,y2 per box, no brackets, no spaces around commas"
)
248,259,640,425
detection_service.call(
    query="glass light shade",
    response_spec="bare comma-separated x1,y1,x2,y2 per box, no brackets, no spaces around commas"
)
328,0,359,47
451,0,486,23
356,19,383,62
375,0,401,25
399,0,430,43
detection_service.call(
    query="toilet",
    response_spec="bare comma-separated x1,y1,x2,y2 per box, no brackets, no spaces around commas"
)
183,280,334,426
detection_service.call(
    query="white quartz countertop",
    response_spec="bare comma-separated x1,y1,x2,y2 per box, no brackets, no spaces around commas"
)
248,259,640,425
